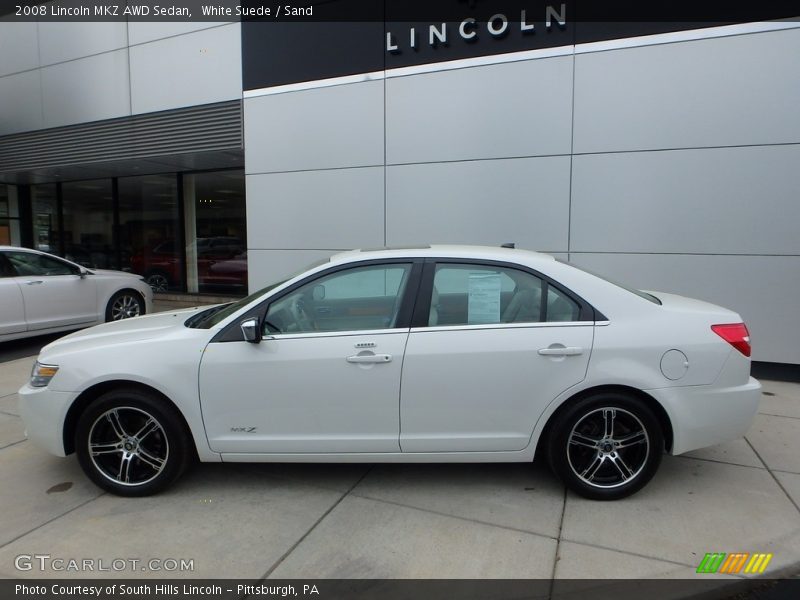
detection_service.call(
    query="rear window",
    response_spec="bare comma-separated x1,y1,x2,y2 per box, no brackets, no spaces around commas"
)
558,260,662,305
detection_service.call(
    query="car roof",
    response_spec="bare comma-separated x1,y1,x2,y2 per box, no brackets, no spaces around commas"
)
329,244,555,267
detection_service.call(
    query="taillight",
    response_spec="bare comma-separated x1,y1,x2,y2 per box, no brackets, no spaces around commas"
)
711,323,751,357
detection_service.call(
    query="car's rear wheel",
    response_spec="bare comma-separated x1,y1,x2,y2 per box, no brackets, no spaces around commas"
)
75,389,192,496
106,290,144,322
547,392,663,500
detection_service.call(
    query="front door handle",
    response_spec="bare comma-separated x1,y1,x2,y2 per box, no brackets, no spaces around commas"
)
25,280,44,285
346,354,392,364
538,346,583,356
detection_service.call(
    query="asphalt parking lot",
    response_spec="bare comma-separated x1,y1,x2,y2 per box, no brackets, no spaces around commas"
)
1,324,799,585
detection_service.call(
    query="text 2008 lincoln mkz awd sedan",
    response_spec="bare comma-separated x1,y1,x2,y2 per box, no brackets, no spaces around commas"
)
18,246,761,500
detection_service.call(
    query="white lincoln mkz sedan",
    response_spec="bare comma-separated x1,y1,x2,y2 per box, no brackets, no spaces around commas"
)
18,246,761,500
1,246,153,342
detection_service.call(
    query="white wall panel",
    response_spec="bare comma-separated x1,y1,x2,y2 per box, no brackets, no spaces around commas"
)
246,249,338,292
0,70,43,135
570,145,800,255
569,253,800,364
244,81,384,174
130,23,241,114
246,167,384,250
386,157,570,251
387,56,573,164
0,21,38,76
41,50,131,128
574,28,800,153
37,22,127,66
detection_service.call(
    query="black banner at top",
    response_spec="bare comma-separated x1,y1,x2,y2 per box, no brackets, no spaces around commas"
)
1,0,799,22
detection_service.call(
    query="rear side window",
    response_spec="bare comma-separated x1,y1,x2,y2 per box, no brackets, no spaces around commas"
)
428,264,580,326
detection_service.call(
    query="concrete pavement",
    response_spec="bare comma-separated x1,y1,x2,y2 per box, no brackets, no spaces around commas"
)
0,350,799,583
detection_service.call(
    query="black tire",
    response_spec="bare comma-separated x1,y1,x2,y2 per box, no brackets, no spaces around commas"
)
105,290,145,322
547,392,663,500
75,388,193,496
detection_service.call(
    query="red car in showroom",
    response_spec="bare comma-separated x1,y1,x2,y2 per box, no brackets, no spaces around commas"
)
130,237,247,292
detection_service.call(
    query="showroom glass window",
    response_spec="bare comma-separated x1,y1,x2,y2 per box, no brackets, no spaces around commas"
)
0,184,21,246
119,175,183,292
265,263,413,334
430,264,579,326
61,179,115,268
182,170,247,294
31,184,57,252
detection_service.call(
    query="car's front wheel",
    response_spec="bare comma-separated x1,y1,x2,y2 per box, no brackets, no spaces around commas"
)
75,389,192,496
547,392,663,500
106,290,144,322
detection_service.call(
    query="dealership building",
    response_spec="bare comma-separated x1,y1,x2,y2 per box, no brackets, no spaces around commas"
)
0,6,798,365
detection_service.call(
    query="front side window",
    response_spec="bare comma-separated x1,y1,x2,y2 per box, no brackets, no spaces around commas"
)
4,251,77,277
265,263,413,334
429,263,579,326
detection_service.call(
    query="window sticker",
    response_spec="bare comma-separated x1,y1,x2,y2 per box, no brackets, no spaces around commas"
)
467,272,502,324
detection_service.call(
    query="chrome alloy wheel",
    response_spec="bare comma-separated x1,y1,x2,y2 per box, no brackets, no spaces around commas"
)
88,407,169,486
566,407,650,489
110,294,141,320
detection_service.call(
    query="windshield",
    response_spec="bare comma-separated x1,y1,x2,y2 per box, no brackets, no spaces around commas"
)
190,281,286,329
558,259,662,305
188,256,333,329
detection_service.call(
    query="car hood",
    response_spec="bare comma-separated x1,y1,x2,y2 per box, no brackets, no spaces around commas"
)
38,307,209,361
90,269,142,279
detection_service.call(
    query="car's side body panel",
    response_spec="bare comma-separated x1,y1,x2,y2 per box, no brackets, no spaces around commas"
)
199,329,410,453
400,323,593,452
0,276,26,335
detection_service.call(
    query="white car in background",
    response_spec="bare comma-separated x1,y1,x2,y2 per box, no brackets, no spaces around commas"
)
18,245,760,500
0,246,152,342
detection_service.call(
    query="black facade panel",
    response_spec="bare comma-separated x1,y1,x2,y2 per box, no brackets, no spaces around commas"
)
242,21,385,90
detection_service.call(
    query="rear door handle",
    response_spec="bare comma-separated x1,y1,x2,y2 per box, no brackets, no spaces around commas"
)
25,280,44,285
538,346,583,356
347,354,392,364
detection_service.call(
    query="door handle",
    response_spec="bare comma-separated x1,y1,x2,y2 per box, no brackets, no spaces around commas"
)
346,354,392,364
538,346,583,356
25,280,44,285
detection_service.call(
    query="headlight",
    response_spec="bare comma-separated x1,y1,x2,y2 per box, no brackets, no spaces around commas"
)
30,362,59,387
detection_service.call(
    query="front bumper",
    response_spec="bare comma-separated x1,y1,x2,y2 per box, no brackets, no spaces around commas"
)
18,383,77,457
648,376,761,456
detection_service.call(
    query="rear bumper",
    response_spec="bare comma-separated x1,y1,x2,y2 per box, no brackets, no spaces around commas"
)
647,376,761,456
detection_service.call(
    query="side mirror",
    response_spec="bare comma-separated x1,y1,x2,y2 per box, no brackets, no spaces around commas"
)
79,267,89,278
240,317,261,344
